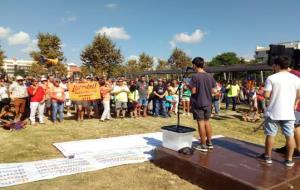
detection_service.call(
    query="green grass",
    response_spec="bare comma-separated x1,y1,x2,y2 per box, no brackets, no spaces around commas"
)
0,107,285,190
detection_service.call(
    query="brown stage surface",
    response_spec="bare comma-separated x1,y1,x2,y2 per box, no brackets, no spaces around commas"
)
153,137,300,190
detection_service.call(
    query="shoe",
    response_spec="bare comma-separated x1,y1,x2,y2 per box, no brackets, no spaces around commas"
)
206,142,214,149
183,113,186,116
193,144,208,152
293,150,300,159
284,160,295,167
257,153,272,164
67,113,72,117
275,146,287,154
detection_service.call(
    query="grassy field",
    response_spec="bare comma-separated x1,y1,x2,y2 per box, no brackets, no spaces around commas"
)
0,107,285,190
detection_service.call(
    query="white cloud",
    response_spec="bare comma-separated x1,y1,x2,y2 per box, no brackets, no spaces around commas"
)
21,39,38,53
61,16,77,23
96,26,130,40
0,27,11,39
169,29,205,48
60,43,67,48
8,31,31,45
153,57,159,68
106,3,117,8
127,55,139,61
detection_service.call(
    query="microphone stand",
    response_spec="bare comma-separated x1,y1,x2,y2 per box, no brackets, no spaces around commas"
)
175,67,191,129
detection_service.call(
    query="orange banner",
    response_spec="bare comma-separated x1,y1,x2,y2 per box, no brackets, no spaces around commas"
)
68,82,100,101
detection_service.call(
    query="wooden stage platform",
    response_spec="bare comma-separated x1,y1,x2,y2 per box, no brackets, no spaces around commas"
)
153,137,300,190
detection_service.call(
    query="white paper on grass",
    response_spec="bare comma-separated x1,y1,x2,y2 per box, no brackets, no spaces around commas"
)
0,132,224,188
0,132,162,188
53,132,163,157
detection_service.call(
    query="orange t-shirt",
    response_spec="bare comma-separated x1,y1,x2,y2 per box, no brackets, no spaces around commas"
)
51,86,65,102
100,86,111,101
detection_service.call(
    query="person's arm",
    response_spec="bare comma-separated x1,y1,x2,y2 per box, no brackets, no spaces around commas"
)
264,78,272,100
295,87,300,110
111,87,121,95
153,87,161,97
188,76,197,95
123,86,130,93
28,86,38,96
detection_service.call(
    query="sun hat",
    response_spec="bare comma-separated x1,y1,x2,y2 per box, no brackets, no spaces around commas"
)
16,76,24,80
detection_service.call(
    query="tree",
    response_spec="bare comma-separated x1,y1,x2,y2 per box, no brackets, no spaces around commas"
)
30,32,67,76
80,65,91,77
156,59,169,70
0,45,5,74
126,59,140,73
52,63,68,77
209,52,240,66
81,34,123,77
169,48,192,69
27,63,48,77
138,52,154,71
14,69,26,77
0,45,5,67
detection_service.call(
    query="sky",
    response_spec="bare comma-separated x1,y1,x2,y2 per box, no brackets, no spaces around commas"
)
0,0,300,65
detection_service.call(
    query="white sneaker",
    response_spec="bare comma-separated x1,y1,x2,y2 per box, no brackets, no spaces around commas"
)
183,113,186,116
67,113,72,117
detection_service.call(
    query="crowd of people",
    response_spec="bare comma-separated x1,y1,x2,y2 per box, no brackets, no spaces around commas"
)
0,72,268,130
1,55,299,167
0,74,196,129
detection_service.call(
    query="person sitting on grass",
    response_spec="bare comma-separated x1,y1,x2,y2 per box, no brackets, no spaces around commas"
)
0,105,27,130
242,106,260,123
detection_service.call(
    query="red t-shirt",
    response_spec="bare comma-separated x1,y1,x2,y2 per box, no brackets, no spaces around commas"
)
27,86,45,102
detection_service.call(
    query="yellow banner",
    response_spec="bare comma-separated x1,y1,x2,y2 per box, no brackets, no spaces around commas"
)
68,82,101,101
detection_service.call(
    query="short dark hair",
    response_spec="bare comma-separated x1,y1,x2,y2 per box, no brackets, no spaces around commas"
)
274,56,290,69
192,57,205,68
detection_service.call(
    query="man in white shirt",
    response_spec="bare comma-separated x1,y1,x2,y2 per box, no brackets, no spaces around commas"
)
258,56,300,167
9,76,28,121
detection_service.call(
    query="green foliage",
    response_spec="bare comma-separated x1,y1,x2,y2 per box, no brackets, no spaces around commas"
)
30,33,66,76
156,59,169,70
169,48,192,69
80,65,91,77
209,52,240,66
0,44,5,67
80,34,123,77
27,63,48,77
126,59,140,73
51,63,68,77
138,52,154,71
14,69,26,77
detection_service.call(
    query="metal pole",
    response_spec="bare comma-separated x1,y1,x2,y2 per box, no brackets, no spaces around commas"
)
260,71,264,84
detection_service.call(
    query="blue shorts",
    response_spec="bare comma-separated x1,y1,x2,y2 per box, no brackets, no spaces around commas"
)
264,117,295,137
138,98,148,107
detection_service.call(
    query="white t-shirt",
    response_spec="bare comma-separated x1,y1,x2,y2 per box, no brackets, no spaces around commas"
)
265,71,300,120
0,86,9,100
